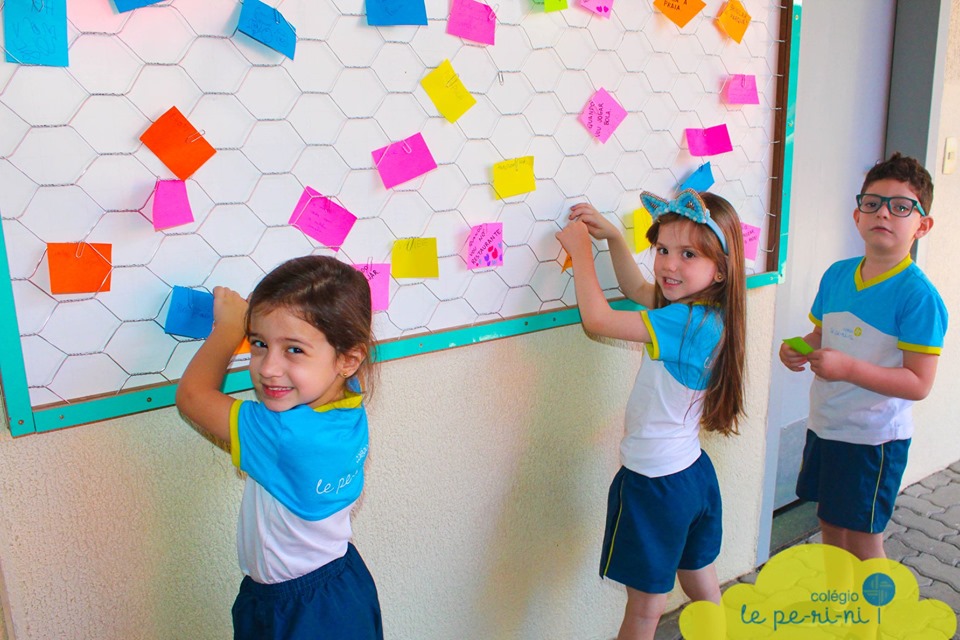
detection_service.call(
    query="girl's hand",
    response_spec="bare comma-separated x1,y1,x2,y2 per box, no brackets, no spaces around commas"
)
569,203,620,241
779,342,809,372
556,220,593,262
212,286,248,343
807,348,853,382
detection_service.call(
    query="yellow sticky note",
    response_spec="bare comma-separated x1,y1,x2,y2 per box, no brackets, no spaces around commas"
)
717,0,751,43
420,60,476,123
653,0,706,29
492,156,536,200
633,207,653,253
391,238,440,278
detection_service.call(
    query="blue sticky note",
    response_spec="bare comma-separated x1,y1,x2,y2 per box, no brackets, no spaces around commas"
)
679,162,715,193
113,0,165,12
164,286,215,339
366,0,428,26
4,0,69,67
237,0,297,60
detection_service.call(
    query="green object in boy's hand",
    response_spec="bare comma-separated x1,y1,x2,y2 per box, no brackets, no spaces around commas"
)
783,337,814,355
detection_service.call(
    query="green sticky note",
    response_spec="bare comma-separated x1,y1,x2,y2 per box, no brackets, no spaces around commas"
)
783,337,814,355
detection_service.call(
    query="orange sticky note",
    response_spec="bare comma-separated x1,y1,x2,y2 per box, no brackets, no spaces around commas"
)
717,0,751,43
47,242,112,294
234,338,251,356
653,0,705,29
562,252,573,271
140,106,216,181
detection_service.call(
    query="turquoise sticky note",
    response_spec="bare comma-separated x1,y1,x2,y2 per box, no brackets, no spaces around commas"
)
114,0,164,12
783,337,814,356
165,287,215,339
238,0,297,59
4,0,69,67
679,162,714,193
366,0,428,26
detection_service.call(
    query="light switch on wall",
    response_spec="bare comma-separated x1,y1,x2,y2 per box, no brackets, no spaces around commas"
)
944,137,957,175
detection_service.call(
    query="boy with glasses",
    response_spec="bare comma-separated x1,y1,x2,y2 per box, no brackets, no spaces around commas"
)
779,152,948,560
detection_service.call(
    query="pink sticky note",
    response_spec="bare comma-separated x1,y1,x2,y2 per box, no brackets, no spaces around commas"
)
466,223,503,269
725,74,760,105
578,88,628,143
580,0,613,18
685,124,733,156
446,0,496,45
354,262,390,311
152,180,194,231
741,222,761,261
372,133,438,189
288,188,357,249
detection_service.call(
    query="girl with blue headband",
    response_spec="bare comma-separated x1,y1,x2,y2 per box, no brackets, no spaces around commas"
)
557,189,746,639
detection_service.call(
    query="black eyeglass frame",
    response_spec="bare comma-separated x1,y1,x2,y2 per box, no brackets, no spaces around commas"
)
856,193,927,218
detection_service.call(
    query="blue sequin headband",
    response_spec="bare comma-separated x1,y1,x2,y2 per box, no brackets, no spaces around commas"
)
639,189,728,255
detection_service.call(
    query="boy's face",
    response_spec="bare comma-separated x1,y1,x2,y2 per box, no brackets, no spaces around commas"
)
853,178,933,259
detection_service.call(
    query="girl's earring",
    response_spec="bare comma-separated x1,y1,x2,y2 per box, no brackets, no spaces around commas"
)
340,372,350,378
715,274,724,282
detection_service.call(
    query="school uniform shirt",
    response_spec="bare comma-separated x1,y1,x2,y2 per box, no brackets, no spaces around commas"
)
621,303,723,478
229,392,369,584
809,256,948,445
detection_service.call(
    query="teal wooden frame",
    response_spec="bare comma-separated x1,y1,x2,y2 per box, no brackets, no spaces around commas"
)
0,1,800,436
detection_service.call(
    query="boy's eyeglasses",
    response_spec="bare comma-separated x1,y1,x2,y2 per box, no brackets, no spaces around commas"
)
856,193,927,218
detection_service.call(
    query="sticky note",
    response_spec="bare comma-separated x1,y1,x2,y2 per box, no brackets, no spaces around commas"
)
366,0,427,26
561,252,573,271
633,207,652,253
152,180,194,231
354,263,391,311
47,243,112,295
113,0,164,11
140,107,217,181
492,156,536,200
580,0,613,18
579,88,627,144
288,188,357,250
446,0,496,46
717,0,751,44
238,0,297,60
164,286,214,339
679,162,714,192
421,60,477,123
741,222,761,261
4,0,68,67
783,337,814,356
372,133,438,189
391,239,440,278
725,74,760,105
467,223,503,270
653,0,705,29
685,124,733,157
545,0,568,11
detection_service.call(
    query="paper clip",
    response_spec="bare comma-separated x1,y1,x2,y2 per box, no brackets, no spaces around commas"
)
401,140,412,154
497,70,504,86
185,131,205,144
446,73,460,88
489,4,498,19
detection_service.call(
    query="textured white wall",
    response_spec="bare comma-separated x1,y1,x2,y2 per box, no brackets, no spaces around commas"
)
0,285,773,640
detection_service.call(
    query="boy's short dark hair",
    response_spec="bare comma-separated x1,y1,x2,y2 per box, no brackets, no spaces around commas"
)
861,152,934,215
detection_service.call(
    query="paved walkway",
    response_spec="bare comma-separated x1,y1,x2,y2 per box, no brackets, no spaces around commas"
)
656,459,960,639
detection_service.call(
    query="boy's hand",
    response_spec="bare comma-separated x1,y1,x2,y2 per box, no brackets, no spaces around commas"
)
779,342,809,372
556,220,593,262
807,348,853,382
212,286,248,344
569,203,620,241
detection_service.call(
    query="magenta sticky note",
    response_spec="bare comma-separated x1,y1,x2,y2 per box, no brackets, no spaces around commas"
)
685,124,733,156
580,0,613,18
152,180,194,231
354,262,390,311
446,0,496,46
466,223,503,269
741,222,761,261
288,188,358,249
725,74,760,105
372,133,438,189
579,88,628,143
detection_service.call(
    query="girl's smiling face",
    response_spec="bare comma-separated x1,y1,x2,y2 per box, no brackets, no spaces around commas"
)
654,220,720,302
247,306,348,412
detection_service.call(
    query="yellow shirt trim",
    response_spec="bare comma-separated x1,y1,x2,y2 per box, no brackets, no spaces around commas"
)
854,255,912,291
640,311,658,359
809,313,822,328
230,399,242,468
313,390,363,413
898,341,942,355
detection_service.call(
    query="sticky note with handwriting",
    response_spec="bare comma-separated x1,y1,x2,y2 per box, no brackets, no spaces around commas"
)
467,223,503,269
373,133,438,189
164,286,214,339
288,188,357,250
717,0,751,44
579,88,627,144
47,243,112,295
238,0,297,59
366,0,428,26
354,263,391,311
580,0,613,18
741,222,761,261
140,107,216,181
446,0,496,45
679,162,714,193
653,0,705,29
421,60,476,123
685,124,732,156
492,156,536,200
391,238,440,278
725,74,760,105
4,0,68,66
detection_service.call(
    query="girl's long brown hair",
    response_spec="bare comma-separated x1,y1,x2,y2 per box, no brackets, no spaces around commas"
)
645,192,746,435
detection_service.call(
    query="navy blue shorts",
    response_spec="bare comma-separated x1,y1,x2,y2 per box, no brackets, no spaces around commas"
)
232,543,383,640
795,429,910,534
600,453,722,594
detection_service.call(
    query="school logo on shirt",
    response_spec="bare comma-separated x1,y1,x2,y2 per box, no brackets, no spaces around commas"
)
854,327,862,337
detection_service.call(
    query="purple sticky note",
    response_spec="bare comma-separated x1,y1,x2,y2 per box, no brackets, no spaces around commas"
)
372,133,438,189
578,88,628,144
446,0,496,46
354,262,390,311
466,223,503,270
580,0,613,18
288,188,357,250
685,124,733,156
741,222,761,261
152,180,194,231
725,74,760,105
